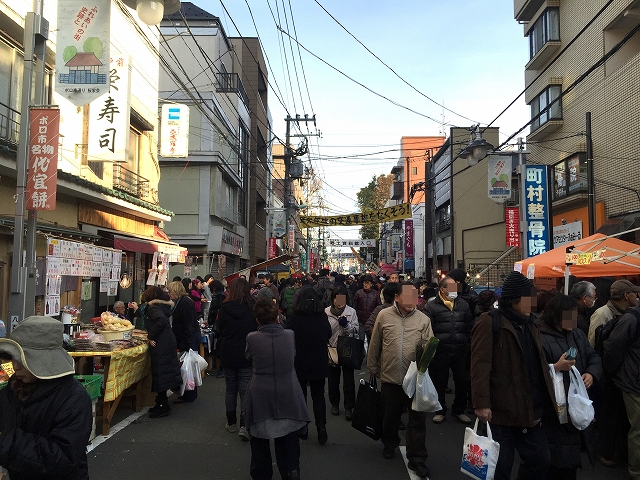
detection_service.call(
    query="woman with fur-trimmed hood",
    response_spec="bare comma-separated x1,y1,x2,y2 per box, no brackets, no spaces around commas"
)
144,286,182,418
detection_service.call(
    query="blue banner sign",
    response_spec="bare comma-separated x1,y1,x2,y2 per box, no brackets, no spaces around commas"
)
525,165,550,258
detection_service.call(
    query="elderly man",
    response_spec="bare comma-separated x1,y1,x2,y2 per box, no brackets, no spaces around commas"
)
570,281,596,336
112,300,130,320
368,282,434,478
588,279,640,346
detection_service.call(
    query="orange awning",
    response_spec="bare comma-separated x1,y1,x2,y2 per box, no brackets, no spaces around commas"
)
516,233,640,278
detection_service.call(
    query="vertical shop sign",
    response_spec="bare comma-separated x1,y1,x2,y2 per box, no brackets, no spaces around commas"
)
160,104,189,157
288,225,296,252
524,165,550,257
268,238,277,259
505,207,520,247
272,209,286,238
27,108,60,210
55,0,110,106
87,47,130,161
404,219,414,257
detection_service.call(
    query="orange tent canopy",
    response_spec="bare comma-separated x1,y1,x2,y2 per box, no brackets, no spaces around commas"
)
515,233,640,278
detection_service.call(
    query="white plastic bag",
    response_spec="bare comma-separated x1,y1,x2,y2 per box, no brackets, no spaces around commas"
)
548,364,568,424
567,365,594,430
179,349,208,396
402,361,418,398
411,369,441,412
461,419,500,480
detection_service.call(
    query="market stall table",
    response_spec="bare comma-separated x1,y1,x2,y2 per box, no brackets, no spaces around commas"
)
70,343,150,435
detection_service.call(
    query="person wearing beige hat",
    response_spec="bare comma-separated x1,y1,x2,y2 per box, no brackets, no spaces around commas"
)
0,315,92,480
588,279,640,347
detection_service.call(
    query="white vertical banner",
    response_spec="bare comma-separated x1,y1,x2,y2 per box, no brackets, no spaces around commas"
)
55,0,110,106
487,156,512,203
160,104,190,157
87,46,130,162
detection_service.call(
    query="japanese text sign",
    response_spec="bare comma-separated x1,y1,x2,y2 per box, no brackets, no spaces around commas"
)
505,207,520,247
404,219,414,258
300,203,412,228
27,108,60,210
160,104,189,157
55,0,110,106
488,155,512,203
525,165,550,258
88,47,130,162
268,238,277,259
328,239,377,247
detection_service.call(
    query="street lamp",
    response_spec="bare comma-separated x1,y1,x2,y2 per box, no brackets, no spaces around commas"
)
122,0,182,25
460,124,494,166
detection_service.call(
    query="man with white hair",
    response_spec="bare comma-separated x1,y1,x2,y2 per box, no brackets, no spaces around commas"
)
112,300,130,320
570,281,596,336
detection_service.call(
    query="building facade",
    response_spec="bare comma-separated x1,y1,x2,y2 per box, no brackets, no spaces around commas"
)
515,0,636,243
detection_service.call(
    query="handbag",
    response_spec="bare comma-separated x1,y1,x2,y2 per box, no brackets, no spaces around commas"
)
568,365,594,430
411,369,441,412
351,376,383,440
461,419,501,480
548,364,568,424
337,333,364,370
328,345,338,366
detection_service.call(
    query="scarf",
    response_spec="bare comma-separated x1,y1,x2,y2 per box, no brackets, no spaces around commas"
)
330,305,346,317
439,291,454,311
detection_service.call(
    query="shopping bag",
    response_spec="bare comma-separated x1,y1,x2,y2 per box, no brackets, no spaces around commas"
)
461,419,500,480
337,334,364,370
568,365,594,430
402,361,418,398
179,349,208,396
548,364,568,424
351,376,383,440
411,369,441,412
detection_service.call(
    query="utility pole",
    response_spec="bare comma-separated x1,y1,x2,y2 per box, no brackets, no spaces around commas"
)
586,112,595,236
8,1,48,332
283,114,316,255
517,138,528,259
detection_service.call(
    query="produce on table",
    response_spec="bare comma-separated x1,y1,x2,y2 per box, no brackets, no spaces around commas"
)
99,312,133,331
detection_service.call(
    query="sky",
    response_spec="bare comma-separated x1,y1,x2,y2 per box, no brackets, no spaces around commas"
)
203,0,531,239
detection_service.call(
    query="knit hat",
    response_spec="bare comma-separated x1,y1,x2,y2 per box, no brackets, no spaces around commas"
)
255,287,274,301
500,271,534,300
0,316,75,379
448,268,467,283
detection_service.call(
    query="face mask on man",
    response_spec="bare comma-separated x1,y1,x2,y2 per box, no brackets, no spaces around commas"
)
448,292,458,300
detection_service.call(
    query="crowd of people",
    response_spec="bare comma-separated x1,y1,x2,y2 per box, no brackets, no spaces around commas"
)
1,268,639,480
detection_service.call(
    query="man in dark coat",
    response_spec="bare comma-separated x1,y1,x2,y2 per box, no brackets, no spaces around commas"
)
448,268,479,314
421,275,473,424
354,275,381,326
0,316,93,480
471,271,556,480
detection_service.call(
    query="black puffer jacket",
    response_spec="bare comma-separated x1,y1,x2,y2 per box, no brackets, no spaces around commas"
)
0,375,92,480
171,295,200,352
287,311,332,380
146,299,182,392
539,323,602,469
421,295,472,355
217,299,258,368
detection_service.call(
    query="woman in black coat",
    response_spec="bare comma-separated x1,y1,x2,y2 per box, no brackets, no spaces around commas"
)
144,286,182,418
287,286,332,445
168,281,201,403
540,294,603,479
217,277,258,440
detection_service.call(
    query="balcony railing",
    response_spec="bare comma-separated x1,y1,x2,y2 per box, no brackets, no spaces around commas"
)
113,164,150,199
0,101,20,153
216,73,249,108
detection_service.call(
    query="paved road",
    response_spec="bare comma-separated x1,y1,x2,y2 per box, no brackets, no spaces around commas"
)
87,370,629,479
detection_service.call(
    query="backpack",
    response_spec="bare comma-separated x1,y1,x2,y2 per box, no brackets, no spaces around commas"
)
594,308,640,357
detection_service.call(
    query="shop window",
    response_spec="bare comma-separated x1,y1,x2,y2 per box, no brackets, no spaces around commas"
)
529,8,560,59
552,153,587,200
411,167,418,175
530,85,562,131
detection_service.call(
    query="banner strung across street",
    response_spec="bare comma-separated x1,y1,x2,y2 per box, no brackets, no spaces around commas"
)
300,203,412,228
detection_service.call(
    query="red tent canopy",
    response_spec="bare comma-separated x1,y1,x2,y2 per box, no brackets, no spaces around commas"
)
515,233,640,278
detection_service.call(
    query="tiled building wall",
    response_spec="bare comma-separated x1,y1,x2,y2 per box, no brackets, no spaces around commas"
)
521,0,640,218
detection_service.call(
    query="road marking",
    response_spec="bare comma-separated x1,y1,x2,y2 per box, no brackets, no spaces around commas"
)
400,446,430,480
86,407,150,453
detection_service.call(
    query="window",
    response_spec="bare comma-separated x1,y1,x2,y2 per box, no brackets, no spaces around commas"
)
552,153,587,200
529,8,560,59
530,85,562,131
411,167,418,175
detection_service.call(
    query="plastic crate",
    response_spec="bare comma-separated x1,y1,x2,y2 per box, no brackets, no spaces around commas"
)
75,375,102,400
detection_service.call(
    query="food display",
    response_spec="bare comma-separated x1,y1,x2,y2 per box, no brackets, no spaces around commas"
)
99,312,133,331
